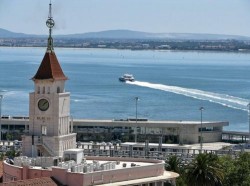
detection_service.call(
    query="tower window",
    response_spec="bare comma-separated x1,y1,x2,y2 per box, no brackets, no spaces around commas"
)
57,87,60,93
37,87,40,94
43,87,45,94
42,125,47,135
47,87,50,94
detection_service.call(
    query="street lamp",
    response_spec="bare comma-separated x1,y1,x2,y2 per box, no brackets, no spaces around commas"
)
135,97,139,143
0,95,3,141
0,95,3,117
199,107,204,152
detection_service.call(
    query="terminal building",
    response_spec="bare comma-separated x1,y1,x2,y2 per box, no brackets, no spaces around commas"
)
2,3,180,185
0,117,228,144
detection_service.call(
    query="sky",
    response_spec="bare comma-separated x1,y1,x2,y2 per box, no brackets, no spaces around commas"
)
0,0,250,36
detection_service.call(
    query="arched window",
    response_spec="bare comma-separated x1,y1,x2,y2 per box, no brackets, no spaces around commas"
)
37,86,40,94
57,87,60,93
47,87,50,94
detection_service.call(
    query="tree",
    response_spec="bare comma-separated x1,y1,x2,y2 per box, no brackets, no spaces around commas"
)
165,155,182,173
220,152,250,186
0,153,4,161
186,153,224,186
165,155,187,186
6,133,12,141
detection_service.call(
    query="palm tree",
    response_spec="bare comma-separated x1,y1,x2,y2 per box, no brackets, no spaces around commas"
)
165,154,183,173
186,153,224,186
165,155,187,186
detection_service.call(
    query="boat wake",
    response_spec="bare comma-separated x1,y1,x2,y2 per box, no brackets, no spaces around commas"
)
127,81,249,111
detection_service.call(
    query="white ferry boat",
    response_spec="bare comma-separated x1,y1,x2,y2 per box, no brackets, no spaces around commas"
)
119,74,135,82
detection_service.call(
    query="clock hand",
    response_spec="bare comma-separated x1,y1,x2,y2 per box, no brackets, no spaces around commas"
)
43,102,48,107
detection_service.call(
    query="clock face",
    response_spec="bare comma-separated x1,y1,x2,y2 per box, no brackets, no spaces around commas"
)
38,99,49,111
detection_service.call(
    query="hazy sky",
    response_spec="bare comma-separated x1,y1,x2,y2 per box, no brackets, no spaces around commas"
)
1,0,250,36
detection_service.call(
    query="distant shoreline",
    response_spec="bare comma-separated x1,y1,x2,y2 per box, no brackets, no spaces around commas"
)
1,45,250,54
1,35,250,52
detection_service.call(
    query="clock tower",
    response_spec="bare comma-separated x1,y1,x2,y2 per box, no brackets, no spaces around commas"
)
22,2,76,157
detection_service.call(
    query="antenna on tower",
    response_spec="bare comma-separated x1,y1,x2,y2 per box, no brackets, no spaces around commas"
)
46,1,55,52
48,0,52,18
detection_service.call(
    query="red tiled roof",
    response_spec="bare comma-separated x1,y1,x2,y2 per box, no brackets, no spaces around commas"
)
0,161,3,179
33,51,68,81
0,177,57,186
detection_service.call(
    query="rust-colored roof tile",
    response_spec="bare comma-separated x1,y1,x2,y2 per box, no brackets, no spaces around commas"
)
0,177,57,186
0,161,3,180
33,51,68,81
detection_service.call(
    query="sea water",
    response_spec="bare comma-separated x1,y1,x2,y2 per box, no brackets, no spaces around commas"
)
1,47,250,132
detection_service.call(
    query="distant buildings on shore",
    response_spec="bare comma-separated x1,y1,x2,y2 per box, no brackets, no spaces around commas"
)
1,38,250,52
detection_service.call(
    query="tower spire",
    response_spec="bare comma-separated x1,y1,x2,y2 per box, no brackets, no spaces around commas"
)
46,1,55,52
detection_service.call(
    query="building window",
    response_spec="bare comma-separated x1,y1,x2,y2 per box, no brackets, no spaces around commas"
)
57,87,60,93
42,125,47,135
47,87,50,94
43,87,45,94
37,87,40,94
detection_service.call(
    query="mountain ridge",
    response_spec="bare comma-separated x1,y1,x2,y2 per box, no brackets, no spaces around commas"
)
0,28,250,40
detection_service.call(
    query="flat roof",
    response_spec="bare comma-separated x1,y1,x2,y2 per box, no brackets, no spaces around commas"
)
101,171,179,186
119,142,232,151
120,142,192,149
84,160,154,170
11,156,162,171
222,131,249,136
1,117,229,128
64,148,84,153
74,119,229,127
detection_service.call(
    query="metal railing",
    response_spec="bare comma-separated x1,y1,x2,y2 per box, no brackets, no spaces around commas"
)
79,145,242,160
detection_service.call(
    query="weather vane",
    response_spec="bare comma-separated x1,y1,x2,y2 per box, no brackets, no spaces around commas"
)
46,1,55,52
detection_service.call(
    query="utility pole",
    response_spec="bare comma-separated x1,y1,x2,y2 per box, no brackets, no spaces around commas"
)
199,107,204,152
0,95,3,141
135,97,139,143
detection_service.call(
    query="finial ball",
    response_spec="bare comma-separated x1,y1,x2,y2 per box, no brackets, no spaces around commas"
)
46,18,55,28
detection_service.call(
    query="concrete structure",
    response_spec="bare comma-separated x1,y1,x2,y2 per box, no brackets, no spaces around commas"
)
73,119,228,144
0,117,228,144
222,131,250,143
3,156,178,186
64,148,84,164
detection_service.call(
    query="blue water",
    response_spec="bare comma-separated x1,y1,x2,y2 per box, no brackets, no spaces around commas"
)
1,47,250,131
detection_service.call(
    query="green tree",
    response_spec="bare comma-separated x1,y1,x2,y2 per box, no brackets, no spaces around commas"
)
5,149,18,159
6,133,12,141
165,155,182,173
0,153,4,161
220,152,250,186
165,155,187,186
186,153,224,186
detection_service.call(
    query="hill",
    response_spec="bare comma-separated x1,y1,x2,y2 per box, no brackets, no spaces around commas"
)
1,28,250,41
59,30,250,40
0,28,40,38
